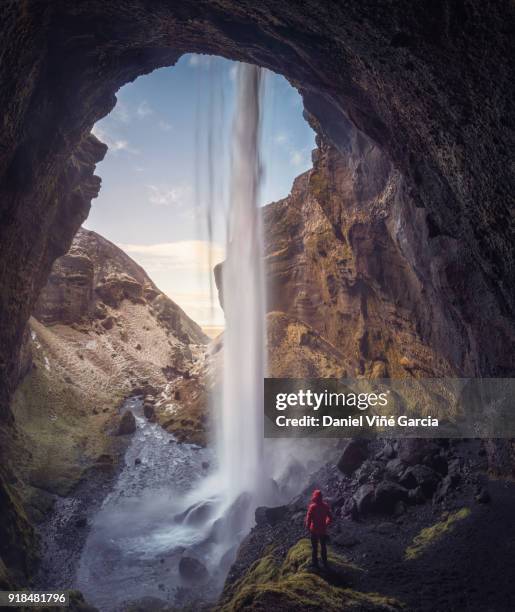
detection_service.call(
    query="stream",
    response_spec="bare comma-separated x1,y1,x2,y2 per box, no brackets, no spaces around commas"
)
75,396,216,610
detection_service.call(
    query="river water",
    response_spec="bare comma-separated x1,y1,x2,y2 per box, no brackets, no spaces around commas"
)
76,396,217,610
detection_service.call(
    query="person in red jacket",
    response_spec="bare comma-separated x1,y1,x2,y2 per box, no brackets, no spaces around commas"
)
305,489,332,568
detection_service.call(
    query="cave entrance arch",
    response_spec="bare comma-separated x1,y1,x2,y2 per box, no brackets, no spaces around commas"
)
0,1,513,430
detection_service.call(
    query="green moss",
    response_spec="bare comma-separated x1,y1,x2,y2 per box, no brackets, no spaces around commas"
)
405,508,471,560
219,539,401,611
280,538,362,577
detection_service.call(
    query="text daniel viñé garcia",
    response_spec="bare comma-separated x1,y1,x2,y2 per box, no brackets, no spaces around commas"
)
273,389,439,429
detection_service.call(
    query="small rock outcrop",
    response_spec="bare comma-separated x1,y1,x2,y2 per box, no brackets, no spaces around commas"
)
337,440,369,476
178,557,208,582
33,228,207,345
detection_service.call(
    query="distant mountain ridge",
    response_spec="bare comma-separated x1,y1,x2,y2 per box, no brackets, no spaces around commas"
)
34,227,207,345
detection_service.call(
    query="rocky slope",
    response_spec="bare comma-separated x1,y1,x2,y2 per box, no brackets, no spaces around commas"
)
2,228,207,588
221,438,515,612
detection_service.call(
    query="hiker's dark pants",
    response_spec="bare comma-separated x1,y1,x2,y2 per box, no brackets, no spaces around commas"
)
310,533,328,566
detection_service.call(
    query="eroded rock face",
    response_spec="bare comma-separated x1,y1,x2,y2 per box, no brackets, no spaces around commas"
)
265,138,514,378
33,228,206,344
33,254,94,325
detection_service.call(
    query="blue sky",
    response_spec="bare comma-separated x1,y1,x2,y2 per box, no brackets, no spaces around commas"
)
85,54,315,328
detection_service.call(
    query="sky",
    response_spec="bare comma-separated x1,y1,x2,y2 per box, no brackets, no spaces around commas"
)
85,54,315,329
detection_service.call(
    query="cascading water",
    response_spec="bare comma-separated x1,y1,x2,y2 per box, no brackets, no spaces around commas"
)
73,63,271,611
218,63,266,504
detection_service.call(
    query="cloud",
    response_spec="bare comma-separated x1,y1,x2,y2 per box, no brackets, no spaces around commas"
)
92,125,139,155
119,239,223,263
158,120,173,132
171,292,225,327
274,132,289,145
136,100,153,118
290,149,305,167
188,54,212,68
111,100,131,123
147,184,192,207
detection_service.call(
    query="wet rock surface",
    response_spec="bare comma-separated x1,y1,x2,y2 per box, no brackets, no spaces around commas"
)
116,410,136,436
178,557,209,583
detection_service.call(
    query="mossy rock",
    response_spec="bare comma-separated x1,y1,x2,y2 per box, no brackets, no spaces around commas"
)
280,538,362,578
405,507,471,560
219,539,402,611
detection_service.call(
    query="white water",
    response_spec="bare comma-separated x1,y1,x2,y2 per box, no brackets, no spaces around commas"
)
218,64,266,503
72,64,271,611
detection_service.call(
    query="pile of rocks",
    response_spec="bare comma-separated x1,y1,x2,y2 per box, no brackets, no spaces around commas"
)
334,438,471,519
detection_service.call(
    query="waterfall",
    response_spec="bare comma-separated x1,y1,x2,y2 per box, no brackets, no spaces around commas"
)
218,63,266,502
75,62,271,611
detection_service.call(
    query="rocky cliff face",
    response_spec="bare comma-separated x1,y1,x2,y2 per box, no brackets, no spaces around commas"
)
264,137,505,379
33,228,206,345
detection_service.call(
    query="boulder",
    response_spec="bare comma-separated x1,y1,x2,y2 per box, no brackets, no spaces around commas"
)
400,465,440,497
178,557,208,582
100,315,114,330
353,484,375,515
373,481,409,514
255,505,289,526
355,459,384,484
385,457,406,481
143,403,155,421
116,410,136,435
434,472,461,502
378,442,395,460
397,439,438,466
337,440,368,476
333,533,360,548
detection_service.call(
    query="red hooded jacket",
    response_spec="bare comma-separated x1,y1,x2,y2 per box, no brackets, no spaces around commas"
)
305,489,332,536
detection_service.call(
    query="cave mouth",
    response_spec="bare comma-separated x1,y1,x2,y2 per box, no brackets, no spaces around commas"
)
31,54,322,610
